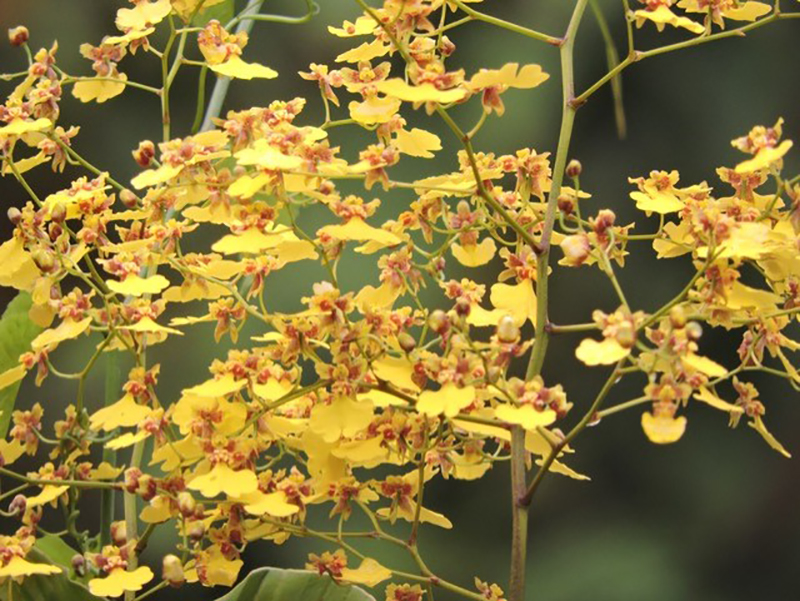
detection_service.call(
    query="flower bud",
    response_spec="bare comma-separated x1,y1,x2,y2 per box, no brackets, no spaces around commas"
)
592,209,616,234
110,521,127,546
439,36,456,57
187,522,205,543
177,491,196,517
71,554,86,577
685,321,703,341
496,315,520,343
6,207,22,225
455,298,471,317
50,203,66,224
32,249,56,273
557,193,574,214
132,140,156,168
124,467,142,493
8,494,26,515
559,233,591,267
485,366,502,384
119,189,138,209
8,26,29,47
669,306,687,329
162,554,185,586
566,159,582,179
614,323,636,349
49,223,63,242
397,332,416,353
428,309,448,334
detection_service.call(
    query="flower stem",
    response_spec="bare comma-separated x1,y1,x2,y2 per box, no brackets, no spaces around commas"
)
513,4,588,601
99,351,121,548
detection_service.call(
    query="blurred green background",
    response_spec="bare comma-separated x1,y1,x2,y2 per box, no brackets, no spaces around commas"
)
1,1,799,600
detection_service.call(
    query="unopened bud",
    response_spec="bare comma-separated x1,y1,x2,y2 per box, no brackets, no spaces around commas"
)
455,298,471,317
7,207,22,225
32,249,56,273
439,35,456,57
557,193,575,214
50,203,66,224
8,26,29,47
486,366,502,384
685,321,703,341
8,494,26,515
614,323,636,349
124,467,142,493
187,522,205,543
496,315,520,343
593,209,616,234
49,223,63,241
397,332,416,353
162,554,185,586
71,554,86,577
177,492,196,517
120,189,138,209
559,233,591,267
566,159,582,179
110,521,127,546
428,309,448,334
669,306,687,329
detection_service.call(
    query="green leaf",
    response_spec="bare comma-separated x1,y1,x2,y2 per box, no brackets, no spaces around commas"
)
192,0,236,26
214,568,377,601
0,547,100,601
33,534,80,570
0,292,42,438
0,573,99,601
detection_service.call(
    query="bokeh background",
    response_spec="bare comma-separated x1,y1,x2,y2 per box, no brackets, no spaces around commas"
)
1,1,799,600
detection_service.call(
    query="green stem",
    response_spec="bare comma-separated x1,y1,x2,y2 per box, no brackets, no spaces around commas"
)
596,395,649,419
508,426,529,601
575,12,800,105
99,351,121,548
525,0,588,381
521,359,624,506
449,0,563,45
226,0,318,28
124,440,145,601
0,467,119,489
589,0,626,138
201,0,267,132
511,5,588,600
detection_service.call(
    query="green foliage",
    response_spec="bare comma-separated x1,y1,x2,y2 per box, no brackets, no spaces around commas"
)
0,292,41,437
192,0,236,26
214,568,376,601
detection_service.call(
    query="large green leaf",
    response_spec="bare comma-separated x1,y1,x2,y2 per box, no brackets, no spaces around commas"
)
0,538,101,601
33,534,81,570
0,292,42,438
0,572,99,601
215,568,377,601
192,0,236,26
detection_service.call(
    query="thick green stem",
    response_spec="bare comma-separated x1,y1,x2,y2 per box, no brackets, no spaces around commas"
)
525,0,588,381
124,440,145,601
508,426,529,601
201,1,266,132
513,4,588,601
99,352,121,548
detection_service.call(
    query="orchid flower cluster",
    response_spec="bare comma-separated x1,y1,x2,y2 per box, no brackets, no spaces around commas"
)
0,1,798,601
